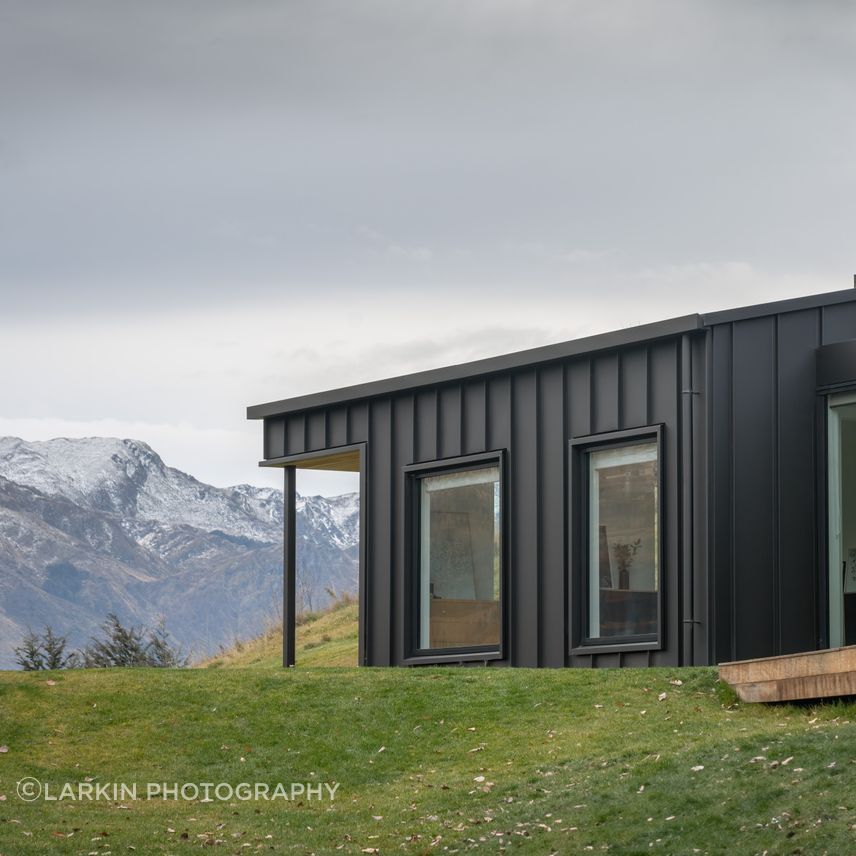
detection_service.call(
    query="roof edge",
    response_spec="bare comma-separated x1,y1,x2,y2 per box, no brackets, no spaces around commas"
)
247,312,702,420
701,287,856,326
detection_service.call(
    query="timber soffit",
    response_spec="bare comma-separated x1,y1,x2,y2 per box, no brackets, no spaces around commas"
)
247,288,856,421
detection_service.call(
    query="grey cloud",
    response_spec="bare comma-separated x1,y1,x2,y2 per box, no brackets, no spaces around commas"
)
259,322,578,399
1,1,855,320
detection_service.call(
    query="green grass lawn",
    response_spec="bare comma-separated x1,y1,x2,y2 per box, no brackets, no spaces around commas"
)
2,622,856,854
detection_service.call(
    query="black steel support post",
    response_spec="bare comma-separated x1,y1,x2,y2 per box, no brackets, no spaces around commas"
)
283,465,297,667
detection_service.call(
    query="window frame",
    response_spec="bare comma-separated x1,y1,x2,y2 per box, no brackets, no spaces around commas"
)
403,450,507,665
569,425,665,655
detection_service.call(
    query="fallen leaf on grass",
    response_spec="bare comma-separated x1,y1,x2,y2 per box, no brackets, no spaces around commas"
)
658,693,667,702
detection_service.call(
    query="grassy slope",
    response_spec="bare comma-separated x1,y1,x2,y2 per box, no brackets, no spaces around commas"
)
1,617,855,854
201,600,359,669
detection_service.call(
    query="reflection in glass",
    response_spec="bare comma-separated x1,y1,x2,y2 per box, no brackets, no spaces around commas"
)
588,442,658,639
419,466,500,650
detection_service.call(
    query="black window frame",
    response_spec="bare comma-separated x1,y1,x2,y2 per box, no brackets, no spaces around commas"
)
569,425,665,655
403,450,507,665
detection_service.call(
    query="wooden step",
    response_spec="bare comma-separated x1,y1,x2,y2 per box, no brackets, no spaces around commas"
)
719,646,856,703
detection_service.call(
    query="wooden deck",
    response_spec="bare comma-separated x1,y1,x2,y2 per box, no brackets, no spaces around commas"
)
719,645,856,703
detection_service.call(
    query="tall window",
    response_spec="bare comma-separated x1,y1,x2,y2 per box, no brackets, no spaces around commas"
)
577,432,661,645
408,456,503,656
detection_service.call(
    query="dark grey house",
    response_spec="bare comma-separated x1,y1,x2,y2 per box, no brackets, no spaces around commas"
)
248,289,856,669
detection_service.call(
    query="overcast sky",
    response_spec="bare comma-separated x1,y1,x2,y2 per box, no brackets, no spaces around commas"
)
1,1,855,495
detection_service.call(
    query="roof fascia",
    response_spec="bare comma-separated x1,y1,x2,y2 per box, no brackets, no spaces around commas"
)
247,313,702,420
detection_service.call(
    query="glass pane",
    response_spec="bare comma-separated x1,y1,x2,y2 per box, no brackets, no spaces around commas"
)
419,465,501,650
588,442,658,639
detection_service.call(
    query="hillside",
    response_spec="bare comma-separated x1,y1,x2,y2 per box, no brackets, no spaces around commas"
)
202,597,359,668
0,436,359,666
1,663,855,854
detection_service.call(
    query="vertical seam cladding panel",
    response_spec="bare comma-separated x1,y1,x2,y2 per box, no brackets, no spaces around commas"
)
773,316,780,654
439,384,462,459
821,300,856,345
538,362,566,667
776,308,820,654
648,338,682,666
486,374,513,665
368,398,392,665
392,394,415,664
285,413,306,456
510,369,539,666
731,316,777,660
463,379,487,455
691,333,709,664
265,416,285,460
567,357,593,668
328,406,348,448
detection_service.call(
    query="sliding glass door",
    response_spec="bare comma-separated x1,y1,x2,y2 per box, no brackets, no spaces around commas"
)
828,393,856,649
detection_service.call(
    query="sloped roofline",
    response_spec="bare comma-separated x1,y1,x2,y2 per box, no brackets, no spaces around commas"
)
248,287,856,420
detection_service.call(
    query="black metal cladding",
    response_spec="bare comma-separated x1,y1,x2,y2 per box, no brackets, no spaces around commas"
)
707,295,856,663
259,337,697,667
253,289,856,667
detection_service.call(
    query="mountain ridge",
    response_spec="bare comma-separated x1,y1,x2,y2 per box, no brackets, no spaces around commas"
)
0,436,359,667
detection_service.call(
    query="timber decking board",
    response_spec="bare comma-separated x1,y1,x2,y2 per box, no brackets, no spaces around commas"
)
719,645,856,702
726,672,856,704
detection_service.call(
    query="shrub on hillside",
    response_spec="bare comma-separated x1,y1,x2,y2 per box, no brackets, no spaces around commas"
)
82,614,189,668
13,615,187,670
13,626,78,671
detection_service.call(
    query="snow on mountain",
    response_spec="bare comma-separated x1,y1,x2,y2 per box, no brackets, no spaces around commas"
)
0,436,360,667
297,493,360,551
0,437,289,542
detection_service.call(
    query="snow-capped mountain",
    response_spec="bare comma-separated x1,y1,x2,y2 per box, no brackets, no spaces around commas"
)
0,437,285,540
0,437,359,668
